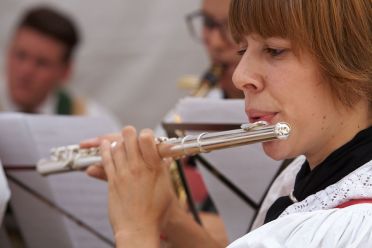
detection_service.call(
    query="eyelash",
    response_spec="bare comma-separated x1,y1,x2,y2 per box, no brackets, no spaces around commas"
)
236,48,287,57
237,48,246,56
264,47,286,57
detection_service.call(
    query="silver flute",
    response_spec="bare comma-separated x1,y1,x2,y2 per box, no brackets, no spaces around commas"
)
36,121,291,176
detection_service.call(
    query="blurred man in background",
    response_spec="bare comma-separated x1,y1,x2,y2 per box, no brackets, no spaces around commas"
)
0,6,118,121
0,6,120,247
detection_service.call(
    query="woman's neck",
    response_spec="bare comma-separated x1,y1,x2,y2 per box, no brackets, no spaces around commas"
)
306,100,370,169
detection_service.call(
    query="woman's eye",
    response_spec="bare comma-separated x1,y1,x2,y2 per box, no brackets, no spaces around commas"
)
265,47,286,57
237,48,246,56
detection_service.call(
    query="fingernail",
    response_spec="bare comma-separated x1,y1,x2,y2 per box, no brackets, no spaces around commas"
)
83,137,99,144
101,139,110,146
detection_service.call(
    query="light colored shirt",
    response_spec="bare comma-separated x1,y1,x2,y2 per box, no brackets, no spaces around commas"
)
0,78,121,128
250,156,303,230
229,160,372,247
229,204,372,248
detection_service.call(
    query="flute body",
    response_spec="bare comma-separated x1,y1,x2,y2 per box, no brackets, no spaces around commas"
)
37,121,291,176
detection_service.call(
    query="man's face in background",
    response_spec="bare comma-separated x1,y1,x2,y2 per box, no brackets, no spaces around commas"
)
6,27,69,111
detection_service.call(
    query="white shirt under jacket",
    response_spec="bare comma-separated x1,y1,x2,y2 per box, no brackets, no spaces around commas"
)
0,79,121,128
228,158,372,248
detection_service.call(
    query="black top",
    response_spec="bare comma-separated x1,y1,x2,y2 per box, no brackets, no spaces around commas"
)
264,126,372,223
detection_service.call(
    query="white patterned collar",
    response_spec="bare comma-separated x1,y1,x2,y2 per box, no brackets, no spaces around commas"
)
280,160,372,217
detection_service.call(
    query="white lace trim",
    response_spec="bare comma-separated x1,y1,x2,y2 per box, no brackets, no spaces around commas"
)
280,160,372,218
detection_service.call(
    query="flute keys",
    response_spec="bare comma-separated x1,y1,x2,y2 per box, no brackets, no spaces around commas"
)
241,121,268,131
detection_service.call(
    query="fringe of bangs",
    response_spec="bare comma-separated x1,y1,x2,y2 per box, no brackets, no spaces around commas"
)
229,0,371,108
229,0,304,43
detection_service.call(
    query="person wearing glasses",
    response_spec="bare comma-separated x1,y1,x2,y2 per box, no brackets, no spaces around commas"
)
186,0,243,99
84,0,372,247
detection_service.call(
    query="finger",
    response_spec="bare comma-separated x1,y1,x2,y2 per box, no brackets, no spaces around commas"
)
80,133,123,149
100,139,116,181
163,158,173,169
86,165,107,181
122,126,141,167
80,137,100,149
111,140,128,174
138,129,162,169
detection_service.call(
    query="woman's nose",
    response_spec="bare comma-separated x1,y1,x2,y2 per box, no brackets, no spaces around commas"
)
232,53,264,94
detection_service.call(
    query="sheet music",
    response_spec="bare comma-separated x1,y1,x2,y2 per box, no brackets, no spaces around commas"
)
0,113,39,165
0,113,119,248
163,97,246,124
163,97,281,241
0,161,10,225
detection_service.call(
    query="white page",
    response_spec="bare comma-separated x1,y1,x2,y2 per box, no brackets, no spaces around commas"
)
0,113,39,165
0,113,119,248
0,161,10,225
27,115,119,247
164,97,247,124
164,98,281,241
25,114,118,158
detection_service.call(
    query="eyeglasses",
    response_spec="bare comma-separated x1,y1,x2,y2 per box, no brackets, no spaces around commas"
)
186,10,232,43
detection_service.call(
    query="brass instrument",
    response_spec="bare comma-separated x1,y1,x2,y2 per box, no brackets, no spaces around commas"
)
174,64,227,209
36,121,291,176
192,64,225,97
178,64,225,97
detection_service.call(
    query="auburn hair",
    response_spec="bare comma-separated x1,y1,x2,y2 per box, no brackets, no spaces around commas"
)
229,0,371,109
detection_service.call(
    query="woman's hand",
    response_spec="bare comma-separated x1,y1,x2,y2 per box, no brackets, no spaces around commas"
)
100,126,178,246
80,133,122,180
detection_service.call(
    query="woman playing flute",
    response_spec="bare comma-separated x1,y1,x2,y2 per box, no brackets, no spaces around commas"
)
83,0,372,247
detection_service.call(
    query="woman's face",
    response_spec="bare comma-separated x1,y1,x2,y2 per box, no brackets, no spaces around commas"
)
233,34,363,166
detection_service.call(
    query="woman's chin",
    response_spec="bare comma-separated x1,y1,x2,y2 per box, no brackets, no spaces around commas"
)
262,141,290,161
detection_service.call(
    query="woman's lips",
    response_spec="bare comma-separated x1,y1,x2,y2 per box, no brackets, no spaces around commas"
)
246,110,278,124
